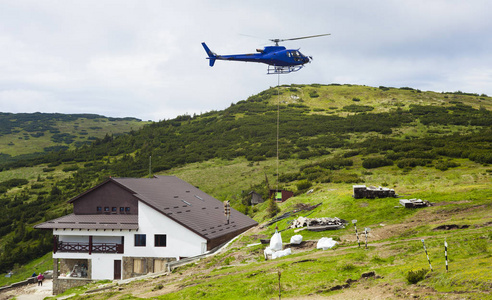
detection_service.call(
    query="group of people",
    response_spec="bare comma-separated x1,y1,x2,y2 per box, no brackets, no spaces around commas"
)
31,272,45,286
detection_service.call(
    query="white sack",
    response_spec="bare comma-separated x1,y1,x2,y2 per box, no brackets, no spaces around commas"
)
272,248,292,259
270,231,283,251
263,246,273,259
290,234,303,245
317,237,337,250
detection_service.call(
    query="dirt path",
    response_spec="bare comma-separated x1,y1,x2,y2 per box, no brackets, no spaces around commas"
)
0,279,52,300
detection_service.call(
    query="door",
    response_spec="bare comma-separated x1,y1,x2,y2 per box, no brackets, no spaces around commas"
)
114,260,121,280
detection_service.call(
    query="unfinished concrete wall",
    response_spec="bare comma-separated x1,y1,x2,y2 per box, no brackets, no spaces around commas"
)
53,278,93,295
122,256,176,279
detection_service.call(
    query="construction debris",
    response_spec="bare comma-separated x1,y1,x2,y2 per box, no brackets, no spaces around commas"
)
262,202,322,228
289,216,347,231
399,198,432,208
353,185,397,199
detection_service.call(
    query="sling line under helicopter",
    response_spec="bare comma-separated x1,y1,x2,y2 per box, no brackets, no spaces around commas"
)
202,34,330,202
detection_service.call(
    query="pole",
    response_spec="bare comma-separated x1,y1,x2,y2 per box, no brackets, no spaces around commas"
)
352,220,360,248
444,238,448,272
422,239,433,271
364,228,369,249
278,269,282,300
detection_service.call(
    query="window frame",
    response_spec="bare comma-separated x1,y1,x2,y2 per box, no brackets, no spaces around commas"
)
154,234,167,247
134,234,146,247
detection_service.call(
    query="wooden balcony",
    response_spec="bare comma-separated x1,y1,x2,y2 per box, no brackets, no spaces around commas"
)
55,239,123,254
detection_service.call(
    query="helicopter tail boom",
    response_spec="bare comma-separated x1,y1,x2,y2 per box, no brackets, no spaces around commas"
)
201,42,217,67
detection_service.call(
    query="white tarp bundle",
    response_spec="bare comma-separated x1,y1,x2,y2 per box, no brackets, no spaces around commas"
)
269,231,283,251
317,237,337,250
290,234,303,244
272,248,292,259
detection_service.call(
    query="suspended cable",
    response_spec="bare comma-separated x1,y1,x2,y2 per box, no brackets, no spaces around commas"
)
276,72,280,200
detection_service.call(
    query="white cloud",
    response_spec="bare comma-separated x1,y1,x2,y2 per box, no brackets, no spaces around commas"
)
0,0,491,120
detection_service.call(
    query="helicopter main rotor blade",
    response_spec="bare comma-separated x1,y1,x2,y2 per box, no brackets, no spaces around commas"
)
270,34,331,45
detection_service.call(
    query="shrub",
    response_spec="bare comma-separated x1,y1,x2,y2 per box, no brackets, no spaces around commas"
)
435,161,460,171
267,197,279,218
362,157,393,169
343,150,360,158
406,268,428,284
62,165,79,172
396,158,430,169
338,263,356,272
296,180,312,191
309,90,319,98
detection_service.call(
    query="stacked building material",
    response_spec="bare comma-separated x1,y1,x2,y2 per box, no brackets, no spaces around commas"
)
399,198,432,208
353,185,397,199
290,216,347,231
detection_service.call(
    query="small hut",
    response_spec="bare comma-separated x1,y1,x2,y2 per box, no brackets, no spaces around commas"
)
269,189,294,203
249,191,265,205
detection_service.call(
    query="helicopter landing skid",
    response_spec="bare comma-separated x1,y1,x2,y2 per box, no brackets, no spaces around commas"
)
267,65,304,75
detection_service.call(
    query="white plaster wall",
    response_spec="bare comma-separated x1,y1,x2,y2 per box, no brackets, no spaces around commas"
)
91,254,122,280
122,201,207,259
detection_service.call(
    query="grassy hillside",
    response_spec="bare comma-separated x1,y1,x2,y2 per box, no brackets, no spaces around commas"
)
0,112,147,159
46,162,492,299
1,84,491,298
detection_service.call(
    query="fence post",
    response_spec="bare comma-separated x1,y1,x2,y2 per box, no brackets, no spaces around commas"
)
422,239,433,271
364,228,370,249
444,239,448,272
352,220,360,248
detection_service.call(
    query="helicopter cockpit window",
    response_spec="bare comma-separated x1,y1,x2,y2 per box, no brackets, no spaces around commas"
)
290,51,302,61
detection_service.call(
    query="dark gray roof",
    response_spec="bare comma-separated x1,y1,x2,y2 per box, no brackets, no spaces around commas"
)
34,214,138,230
111,176,258,241
35,176,258,241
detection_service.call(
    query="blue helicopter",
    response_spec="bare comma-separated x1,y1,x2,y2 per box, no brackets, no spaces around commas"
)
202,34,330,74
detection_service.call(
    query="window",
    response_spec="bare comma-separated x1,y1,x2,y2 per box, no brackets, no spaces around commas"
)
104,207,109,212
120,207,124,213
112,207,117,212
154,234,167,247
134,234,146,247
97,206,102,213
133,258,145,273
125,207,130,213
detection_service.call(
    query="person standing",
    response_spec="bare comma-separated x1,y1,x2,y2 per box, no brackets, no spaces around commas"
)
37,272,45,286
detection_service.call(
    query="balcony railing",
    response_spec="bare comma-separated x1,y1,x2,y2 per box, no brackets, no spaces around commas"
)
56,241,123,254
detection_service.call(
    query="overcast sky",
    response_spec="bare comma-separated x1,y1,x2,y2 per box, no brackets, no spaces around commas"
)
1,1,491,121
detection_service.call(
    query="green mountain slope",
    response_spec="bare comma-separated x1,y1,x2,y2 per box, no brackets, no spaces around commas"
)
0,112,147,161
0,85,491,297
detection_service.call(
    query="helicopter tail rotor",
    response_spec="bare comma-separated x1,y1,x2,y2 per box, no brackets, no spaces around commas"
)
202,42,218,67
